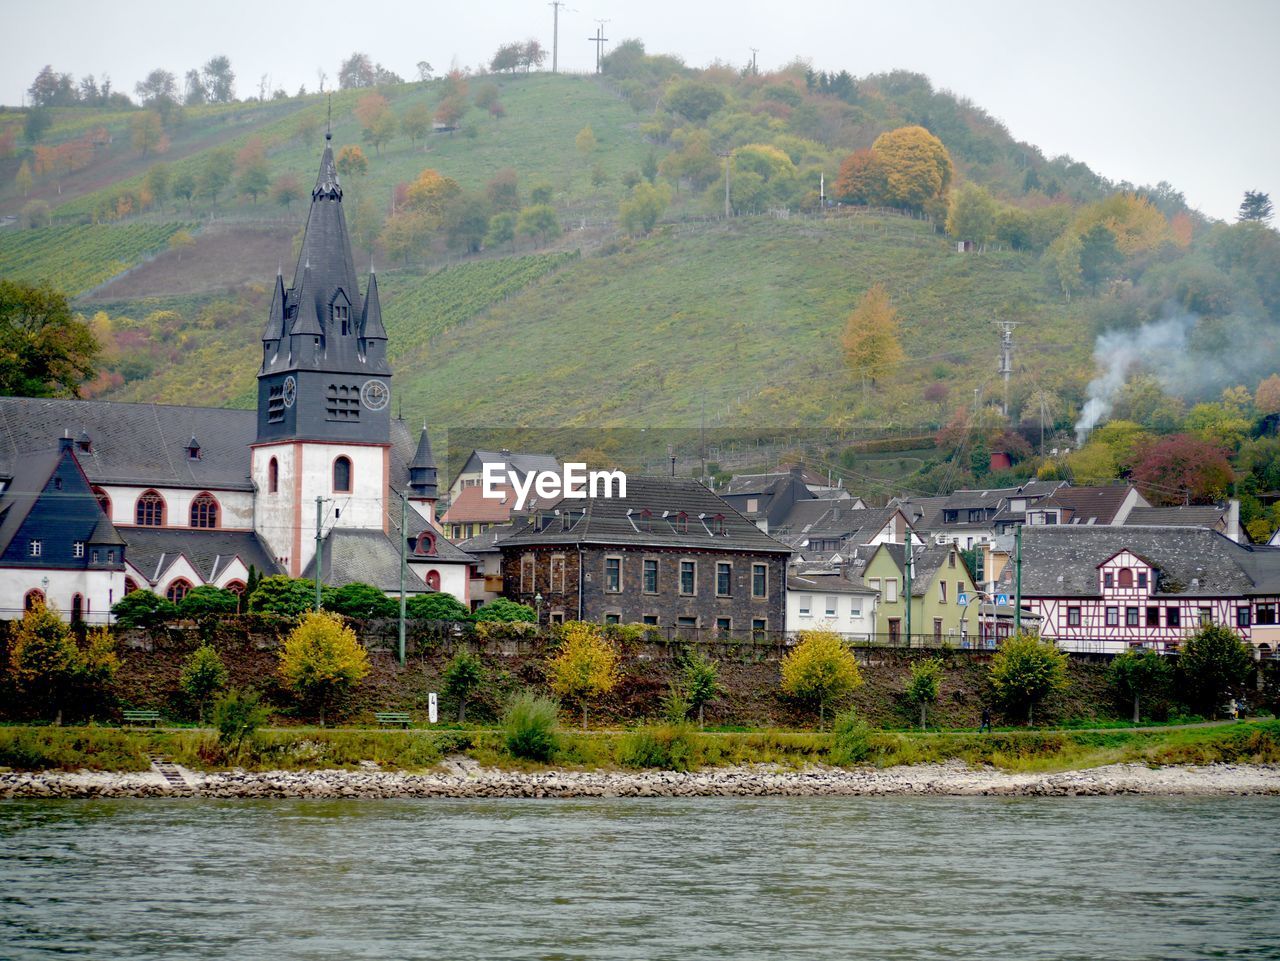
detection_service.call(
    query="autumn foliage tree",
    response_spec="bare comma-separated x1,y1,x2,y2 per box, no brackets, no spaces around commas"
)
868,125,953,214
1130,434,1234,505
833,148,884,205
355,92,396,155
545,621,621,729
277,611,370,726
335,144,368,179
0,280,98,397
841,283,905,387
780,628,862,725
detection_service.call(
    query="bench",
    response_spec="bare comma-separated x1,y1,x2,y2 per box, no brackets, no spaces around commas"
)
122,710,162,727
375,712,412,728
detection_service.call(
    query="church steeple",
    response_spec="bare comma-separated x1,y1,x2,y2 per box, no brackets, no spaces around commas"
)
256,135,392,445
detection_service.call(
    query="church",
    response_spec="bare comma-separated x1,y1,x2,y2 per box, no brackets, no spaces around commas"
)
0,134,472,623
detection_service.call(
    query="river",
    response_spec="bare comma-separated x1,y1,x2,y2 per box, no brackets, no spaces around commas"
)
2,796,1278,960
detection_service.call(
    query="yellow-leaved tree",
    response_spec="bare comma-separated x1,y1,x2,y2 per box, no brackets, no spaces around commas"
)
546,621,621,729
870,125,953,215
780,629,862,726
278,611,370,726
841,283,905,389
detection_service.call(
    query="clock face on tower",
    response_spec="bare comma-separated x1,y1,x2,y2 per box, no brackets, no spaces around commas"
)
361,379,389,411
282,376,297,408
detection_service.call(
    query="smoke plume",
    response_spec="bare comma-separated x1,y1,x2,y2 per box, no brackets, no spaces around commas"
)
1075,314,1192,443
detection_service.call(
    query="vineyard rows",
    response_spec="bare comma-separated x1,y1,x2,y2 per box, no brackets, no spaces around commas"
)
0,223,189,296
382,252,577,354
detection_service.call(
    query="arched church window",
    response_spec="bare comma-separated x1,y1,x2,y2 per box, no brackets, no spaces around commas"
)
24,589,45,611
166,579,192,604
268,457,279,493
334,456,352,493
190,492,219,529
135,490,166,526
425,570,441,591
1118,568,1134,588
414,530,438,556
93,486,111,516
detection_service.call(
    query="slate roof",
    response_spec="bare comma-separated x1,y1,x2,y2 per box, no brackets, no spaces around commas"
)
302,528,431,593
499,475,793,554
0,398,257,490
0,448,62,557
942,481,1064,512
1015,526,1261,598
1125,505,1228,529
892,495,949,530
724,467,825,496
1022,484,1139,525
788,571,878,596
774,503,906,549
441,484,516,524
393,509,476,565
457,524,520,556
122,527,280,584
877,542,959,597
452,449,560,489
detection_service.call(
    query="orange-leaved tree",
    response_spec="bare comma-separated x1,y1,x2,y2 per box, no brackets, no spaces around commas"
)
841,283,905,389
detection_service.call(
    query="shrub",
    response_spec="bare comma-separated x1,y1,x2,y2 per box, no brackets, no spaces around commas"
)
617,723,699,771
830,710,872,766
904,658,944,729
111,589,178,628
546,621,621,728
661,682,691,724
249,575,335,617
180,644,229,722
780,629,862,725
328,582,398,619
178,585,239,619
474,597,536,622
682,649,720,728
406,591,472,621
1177,624,1254,717
988,632,1069,726
277,611,371,725
502,690,559,761
442,650,485,722
213,688,269,757
1108,647,1171,723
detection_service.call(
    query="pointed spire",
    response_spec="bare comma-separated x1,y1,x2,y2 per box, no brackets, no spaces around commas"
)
409,426,438,500
361,269,387,341
290,262,323,336
262,271,286,343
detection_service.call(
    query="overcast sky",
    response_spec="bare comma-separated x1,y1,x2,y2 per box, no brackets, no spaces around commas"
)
8,0,1276,220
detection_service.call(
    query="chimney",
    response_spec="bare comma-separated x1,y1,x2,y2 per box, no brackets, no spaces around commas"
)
58,433,74,453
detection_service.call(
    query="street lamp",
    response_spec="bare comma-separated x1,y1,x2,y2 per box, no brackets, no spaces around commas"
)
959,589,996,649
534,591,544,624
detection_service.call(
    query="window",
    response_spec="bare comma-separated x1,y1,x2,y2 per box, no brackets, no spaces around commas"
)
849,600,862,617
549,612,564,625
73,541,85,558
414,531,437,556
1147,607,1160,627
948,553,956,568
825,596,838,617
325,384,360,422
1119,569,1134,588
28,539,41,557
605,557,622,593
939,581,948,603
1199,608,1213,627
54,476,63,490
24,589,45,611
1257,604,1278,626
334,303,350,335
752,563,768,598
1043,510,1058,525
1106,607,1119,627
968,509,983,523
1126,607,1140,627
680,561,696,595
957,582,965,602
268,458,279,493
746,498,759,513
91,550,99,564
674,512,689,534
799,595,812,617
1104,572,1114,589
642,615,659,626
1137,572,1148,589
643,559,658,594
166,579,192,604
135,490,165,526
868,577,881,595
268,383,285,423
604,613,621,625
550,555,566,593
943,510,958,524
1067,607,1081,627
1237,607,1251,628
190,492,219,529
716,562,732,597
1167,607,1181,628
520,555,534,593
333,456,352,493
934,618,943,641
752,618,767,632
124,577,138,594
92,486,111,516
226,581,246,597
715,617,732,633
885,578,898,603
425,570,441,591
677,616,698,630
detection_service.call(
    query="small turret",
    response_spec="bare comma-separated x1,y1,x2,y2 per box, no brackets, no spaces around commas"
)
261,270,286,369
360,270,389,371
409,426,438,502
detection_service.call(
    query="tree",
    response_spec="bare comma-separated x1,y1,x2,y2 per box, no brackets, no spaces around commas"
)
1130,434,1234,506
659,129,720,193
434,96,466,128
665,80,726,122
520,39,547,72
904,657,943,729
277,610,370,725
203,55,235,103
1238,190,1273,224
987,631,1068,725
946,183,999,246
406,591,472,620
474,598,536,622
198,148,235,207
870,125,953,213
516,204,560,247
335,144,368,179
272,173,303,211
681,649,720,728
183,69,208,106
8,602,80,723
338,52,376,89
402,102,432,145
15,160,33,198
619,181,671,235
213,689,268,757
474,82,500,113
490,42,523,73
236,152,270,204
144,163,172,208
1255,374,1280,417
328,582,397,619
130,112,167,157
356,92,397,155
134,68,177,105
575,124,597,157
486,168,521,211
841,283,905,388
443,651,485,722
1078,223,1123,290
1108,647,1170,723
781,629,861,726
180,644,229,722
0,281,99,397
24,107,53,145
172,170,197,211
485,211,517,252
546,621,621,728
248,575,336,616
178,585,239,618
833,149,885,205
444,192,491,253
1177,624,1254,717
416,61,434,82
111,589,179,627
28,65,76,107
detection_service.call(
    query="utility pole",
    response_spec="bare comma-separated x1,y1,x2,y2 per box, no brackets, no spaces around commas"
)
314,496,324,611
997,320,1017,416
749,48,759,75
398,492,407,666
589,21,610,74
549,1,563,73
720,151,732,218
699,391,706,482
904,543,913,647
1014,524,1023,634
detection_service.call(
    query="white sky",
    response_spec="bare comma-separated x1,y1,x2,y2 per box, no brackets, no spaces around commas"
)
8,0,1277,220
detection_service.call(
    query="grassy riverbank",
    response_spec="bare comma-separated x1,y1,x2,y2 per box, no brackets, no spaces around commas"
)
2,721,1277,775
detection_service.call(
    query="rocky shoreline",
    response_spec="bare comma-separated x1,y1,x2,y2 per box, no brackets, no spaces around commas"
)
4,759,1280,799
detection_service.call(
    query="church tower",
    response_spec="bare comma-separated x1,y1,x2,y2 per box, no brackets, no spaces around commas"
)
251,132,393,575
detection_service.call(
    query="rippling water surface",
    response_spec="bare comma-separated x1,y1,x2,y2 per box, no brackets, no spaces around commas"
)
2,795,1279,960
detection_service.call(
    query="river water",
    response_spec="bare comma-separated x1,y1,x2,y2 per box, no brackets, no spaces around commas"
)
2,796,1278,960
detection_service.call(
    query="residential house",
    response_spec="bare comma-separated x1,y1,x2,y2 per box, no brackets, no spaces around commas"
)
1006,526,1280,655
456,525,519,609
786,569,878,640
1023,484,1149,527
1124,502,1244,543
441,483,518,541
447,449,560,503
862,542,981,645
773,503,922,573
917,481,1066,549
719,466,861,532
499,475,792,634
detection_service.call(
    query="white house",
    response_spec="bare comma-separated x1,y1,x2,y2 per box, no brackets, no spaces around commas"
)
785,570,878,640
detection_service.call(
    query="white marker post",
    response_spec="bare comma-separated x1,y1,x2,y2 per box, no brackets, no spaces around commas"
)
428,692,438,724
